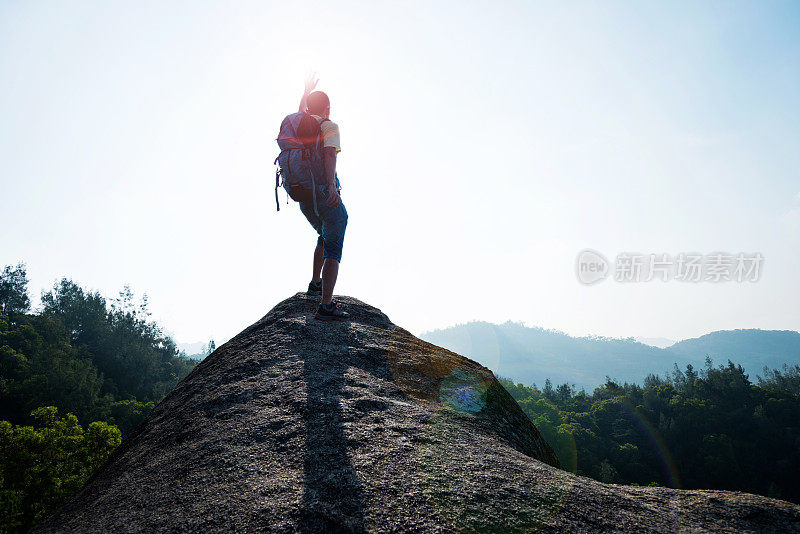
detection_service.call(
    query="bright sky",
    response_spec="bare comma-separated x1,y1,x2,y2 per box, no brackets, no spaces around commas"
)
2,1,799,346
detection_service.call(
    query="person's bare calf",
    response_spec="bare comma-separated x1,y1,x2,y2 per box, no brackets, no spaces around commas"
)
321,258,339,305
312,240,323,284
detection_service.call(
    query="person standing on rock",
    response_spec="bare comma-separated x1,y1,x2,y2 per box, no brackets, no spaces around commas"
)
277,75,349,320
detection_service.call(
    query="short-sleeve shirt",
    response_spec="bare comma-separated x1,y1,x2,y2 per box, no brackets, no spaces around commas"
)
311,115,341,153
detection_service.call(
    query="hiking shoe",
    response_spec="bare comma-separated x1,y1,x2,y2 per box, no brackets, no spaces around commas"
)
315,301,350,321
307,281,322,296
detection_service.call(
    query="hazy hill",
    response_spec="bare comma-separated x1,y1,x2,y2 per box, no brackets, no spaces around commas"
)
669,329,800,372
421,322,800,390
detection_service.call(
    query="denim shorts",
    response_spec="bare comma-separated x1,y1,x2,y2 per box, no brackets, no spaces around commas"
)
299,185,348,262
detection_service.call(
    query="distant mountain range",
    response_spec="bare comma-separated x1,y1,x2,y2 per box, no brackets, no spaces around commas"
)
420,323,800,391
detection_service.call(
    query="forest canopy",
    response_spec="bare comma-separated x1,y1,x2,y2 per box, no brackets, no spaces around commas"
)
0,264,196,431
501,359,800,504
0,264,197,532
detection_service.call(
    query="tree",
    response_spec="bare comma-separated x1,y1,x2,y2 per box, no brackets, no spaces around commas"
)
0,264,30,315
543,378,555,400
597,459,620,484
40,279,195,402
0,407,121,532
556,382,575,403
758,364,800,397
643,374,664,388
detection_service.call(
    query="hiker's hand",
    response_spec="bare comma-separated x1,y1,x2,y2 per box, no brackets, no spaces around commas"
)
304,73,318,95
326,188,341,207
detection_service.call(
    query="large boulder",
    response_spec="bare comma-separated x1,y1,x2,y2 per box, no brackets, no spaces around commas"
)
34,294,800,532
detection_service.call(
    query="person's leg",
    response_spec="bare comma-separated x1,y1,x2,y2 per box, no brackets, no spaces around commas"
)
321,258,339,305
315,199,348,318
300,201,324,293
312,237,323,284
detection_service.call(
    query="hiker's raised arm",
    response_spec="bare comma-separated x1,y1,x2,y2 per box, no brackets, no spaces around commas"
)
298,74,319,113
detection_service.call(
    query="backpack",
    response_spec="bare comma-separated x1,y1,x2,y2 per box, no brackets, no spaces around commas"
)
274,112,329,212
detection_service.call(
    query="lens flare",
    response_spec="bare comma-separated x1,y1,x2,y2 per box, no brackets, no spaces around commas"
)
382,327,577,532
617,398,682,489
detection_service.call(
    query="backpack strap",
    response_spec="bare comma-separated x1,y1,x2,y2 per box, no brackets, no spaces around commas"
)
315,117,330,153
311,174,319,216
275,167,281,211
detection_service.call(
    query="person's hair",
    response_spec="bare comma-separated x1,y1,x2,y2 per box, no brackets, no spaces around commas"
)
307,91,330,115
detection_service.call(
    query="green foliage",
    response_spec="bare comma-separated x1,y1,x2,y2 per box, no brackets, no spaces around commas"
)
501,358,800,504
758,364,800,397
0,310,107,425
108,399,156,436
1,274,196,429
0,265,198,532
0,264,30,315
40,279,196,403
0,407,121,533
597,459,620,483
